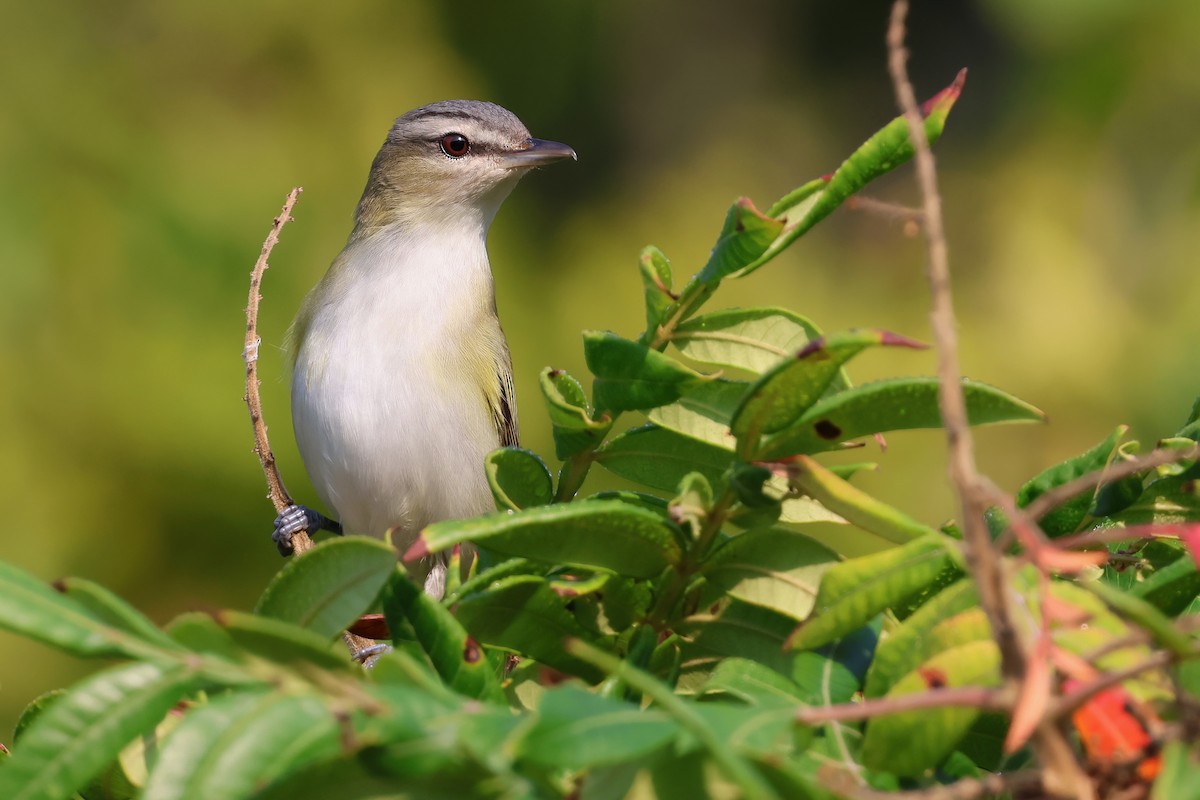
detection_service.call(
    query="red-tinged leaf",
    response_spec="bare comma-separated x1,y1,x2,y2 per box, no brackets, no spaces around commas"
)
1067,681,1161,781
1004,633,1052,753
921,68,967,120
1041,593,1091,626
1178,523,1200,567
1049,646,1098,683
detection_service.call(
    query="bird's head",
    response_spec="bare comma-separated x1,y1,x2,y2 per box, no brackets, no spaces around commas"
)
355,100,576,234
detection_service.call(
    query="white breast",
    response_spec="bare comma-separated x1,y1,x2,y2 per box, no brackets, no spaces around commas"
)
290,223,505,548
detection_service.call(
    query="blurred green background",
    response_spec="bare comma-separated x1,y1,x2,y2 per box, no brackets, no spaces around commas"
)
2,0,1198,734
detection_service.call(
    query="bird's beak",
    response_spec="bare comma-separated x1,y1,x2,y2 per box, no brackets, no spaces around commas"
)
501,138,578,168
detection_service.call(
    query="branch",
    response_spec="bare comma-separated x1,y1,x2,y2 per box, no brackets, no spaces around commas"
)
1050,651,1174,719
886,6,1091,796
850,770,1044,800
243,187,314,556
885,0,1024,685
795,686,1011,726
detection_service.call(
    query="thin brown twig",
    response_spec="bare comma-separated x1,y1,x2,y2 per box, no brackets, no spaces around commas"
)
1050,651,1174,718
1055,521,1199,551
887,6,1093,796
846,194,926,227
885,0,1024,686
795,686,1012,726
1080,630,1152,663
850,770,1044,800
243,187,314,557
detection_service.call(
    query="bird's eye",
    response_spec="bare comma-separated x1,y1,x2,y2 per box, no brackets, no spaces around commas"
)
439,133,470,158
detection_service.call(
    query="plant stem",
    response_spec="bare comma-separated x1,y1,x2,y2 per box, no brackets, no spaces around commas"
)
645,486,737,628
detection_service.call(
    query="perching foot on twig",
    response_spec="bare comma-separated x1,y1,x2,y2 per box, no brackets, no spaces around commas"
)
353,643,391,668
272,504,343,555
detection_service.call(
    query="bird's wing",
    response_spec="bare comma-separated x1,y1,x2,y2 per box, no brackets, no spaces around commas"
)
492,344,520,448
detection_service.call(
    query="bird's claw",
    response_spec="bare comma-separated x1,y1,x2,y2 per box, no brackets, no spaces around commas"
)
272,504,336,556
353,643,391,668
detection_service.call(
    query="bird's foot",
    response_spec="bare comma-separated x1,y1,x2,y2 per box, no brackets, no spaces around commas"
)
352,643,391,668
272,504,343,556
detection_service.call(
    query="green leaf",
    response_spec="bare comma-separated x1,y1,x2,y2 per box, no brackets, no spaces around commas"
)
518,686,677,769
594,423,734,493
1130,551,1200,616
142,690,341,800
759,377,1045,460
864,578,979,698
585,330,706,414
566,639,778,800
732,329,926,440
726,463,780,511
698,528,837,621
217,610,351,671
678,600,799,677
788,533,956,650
254,537,397,640
1081,578,1194,657
12,690,67,745
453,576,606,682
380,571,505,702
648,379,746,451
484,447,553,511
740,70,966,280
1005,426,1132,537
670,307,829,376
409,500,681,579
445,557,540,605
1103,474,1200,527
539,367,612,459
695,197,786,286
0,561,143,660
0,663,202,800
699,658,807,704
791,622,879,707
691,703,797,756
1152,740,1200,800
599,575,653,634
861,639,1002,775
669,471,713,538
54,577,182,653
784,455,938,551
639,245,675,334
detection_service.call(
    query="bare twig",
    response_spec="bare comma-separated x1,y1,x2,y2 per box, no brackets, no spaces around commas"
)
885,0,1023,687
795,686,1012,726
243,187,314,557
886,5,1091,796
1055,520,1200,551
1051,651,1174,718
850,770,1044,800
846,194,925,233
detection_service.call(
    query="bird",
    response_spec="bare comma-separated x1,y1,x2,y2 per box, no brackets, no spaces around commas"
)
273,100,576,598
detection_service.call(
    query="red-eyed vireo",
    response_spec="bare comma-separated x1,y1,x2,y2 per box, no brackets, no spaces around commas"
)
273,100,576,597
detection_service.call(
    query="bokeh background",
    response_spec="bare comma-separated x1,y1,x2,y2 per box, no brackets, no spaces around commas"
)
2,0,1198,733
